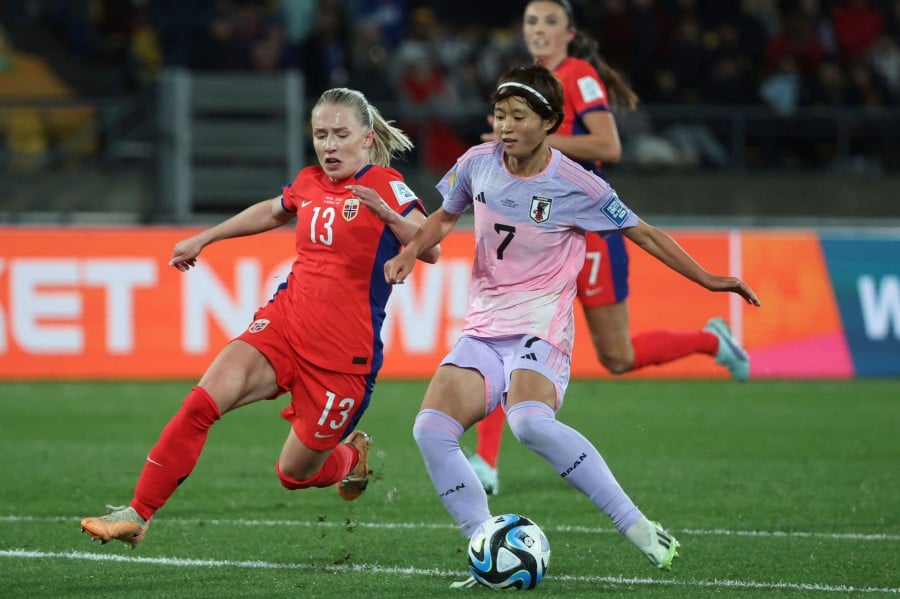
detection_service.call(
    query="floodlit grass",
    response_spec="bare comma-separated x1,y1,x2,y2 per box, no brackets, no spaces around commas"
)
1,379,898,598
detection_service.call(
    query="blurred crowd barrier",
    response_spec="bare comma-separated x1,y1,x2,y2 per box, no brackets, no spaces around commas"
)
2,73,900,224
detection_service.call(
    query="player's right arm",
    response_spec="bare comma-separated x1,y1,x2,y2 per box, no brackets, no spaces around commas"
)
384,207,460,284
169,196,294,271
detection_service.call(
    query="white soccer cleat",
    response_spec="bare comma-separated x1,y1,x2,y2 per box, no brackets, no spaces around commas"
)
624,516,680,570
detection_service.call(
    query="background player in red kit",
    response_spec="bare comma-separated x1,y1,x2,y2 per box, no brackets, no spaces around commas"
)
470,0,750,494
80,87,439,547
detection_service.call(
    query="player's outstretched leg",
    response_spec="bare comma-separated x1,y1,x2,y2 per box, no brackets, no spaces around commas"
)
81,505,148,549
337,431,371,501
704,317,750,381
624,516,681,570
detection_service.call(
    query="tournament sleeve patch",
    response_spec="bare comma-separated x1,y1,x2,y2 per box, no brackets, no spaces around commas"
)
389,180,418,205
601,194,631,227
577,75,605,103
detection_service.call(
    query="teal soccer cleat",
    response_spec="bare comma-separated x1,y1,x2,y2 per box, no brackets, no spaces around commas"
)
704,317,750,381
468,454,500,496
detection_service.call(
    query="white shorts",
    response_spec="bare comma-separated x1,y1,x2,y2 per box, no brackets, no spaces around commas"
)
440,334,571,415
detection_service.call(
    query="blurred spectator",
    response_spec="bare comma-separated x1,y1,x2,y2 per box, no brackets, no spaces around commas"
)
701,21,760,104
669,13,711,103
350,0,408,50
594,0,633,75
147,2,217,68
347,22,394,103
760,55,802,114
803,59,850,107
626,0,675,95
764,9,828,77
295,0,351,91
845,58,891,107
392,7,467,171
279,0,319,69
868,34,900,99
831,0,885,62
194,1,285,71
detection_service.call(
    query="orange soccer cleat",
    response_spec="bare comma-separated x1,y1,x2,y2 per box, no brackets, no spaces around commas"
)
337,431,372,501
81,505,148,549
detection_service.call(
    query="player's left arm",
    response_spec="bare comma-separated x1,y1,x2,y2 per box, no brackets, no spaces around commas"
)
622,219,761,306
346,184,441,264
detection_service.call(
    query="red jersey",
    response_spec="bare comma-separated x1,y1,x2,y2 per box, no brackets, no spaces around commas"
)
276,164,425,375
555,56,611,173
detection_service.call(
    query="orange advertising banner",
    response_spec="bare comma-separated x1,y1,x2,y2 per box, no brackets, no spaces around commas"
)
0,226,847,380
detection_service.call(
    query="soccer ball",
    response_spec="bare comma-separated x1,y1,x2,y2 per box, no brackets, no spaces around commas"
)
467,514,551,590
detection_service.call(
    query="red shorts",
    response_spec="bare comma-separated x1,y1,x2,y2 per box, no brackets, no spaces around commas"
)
235,301,375,451
575,231,630,308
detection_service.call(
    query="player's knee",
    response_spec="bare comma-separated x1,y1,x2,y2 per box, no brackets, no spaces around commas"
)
180,386,221,426
507,411,552,449
413,409,463,451
275,460,310,490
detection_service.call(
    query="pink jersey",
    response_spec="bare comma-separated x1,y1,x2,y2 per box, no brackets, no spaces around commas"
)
436,142,638,355
279,164,424,374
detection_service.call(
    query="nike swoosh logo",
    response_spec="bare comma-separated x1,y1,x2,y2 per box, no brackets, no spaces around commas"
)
314,432,335,439
584,288,603,296
301,201,313,207
146,456,163,467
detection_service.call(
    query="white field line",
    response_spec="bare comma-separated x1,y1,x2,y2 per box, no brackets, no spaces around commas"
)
3,514,899,542
1,549,897,595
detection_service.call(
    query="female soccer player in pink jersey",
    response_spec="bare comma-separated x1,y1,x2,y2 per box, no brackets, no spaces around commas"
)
385,64,759,577
80,87,439,548
470,0,750,495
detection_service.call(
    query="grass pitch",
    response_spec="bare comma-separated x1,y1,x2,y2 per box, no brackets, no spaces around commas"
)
1,379,898,598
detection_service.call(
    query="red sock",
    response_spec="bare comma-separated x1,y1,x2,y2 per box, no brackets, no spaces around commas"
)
476,407,505,468
131,386,220,521
631,330,718,371
276,443,356,490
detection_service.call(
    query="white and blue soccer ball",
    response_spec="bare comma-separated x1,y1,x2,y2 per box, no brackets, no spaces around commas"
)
467,514,551,590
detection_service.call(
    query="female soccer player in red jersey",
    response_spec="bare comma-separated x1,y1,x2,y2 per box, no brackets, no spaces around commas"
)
80,87,439,548
470,0,751,495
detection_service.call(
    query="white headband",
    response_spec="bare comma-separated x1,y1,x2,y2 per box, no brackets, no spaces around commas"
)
496,82,551,109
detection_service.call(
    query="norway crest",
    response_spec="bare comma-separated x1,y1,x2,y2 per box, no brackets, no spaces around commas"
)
342,198,360,221
248,319,270,333
530,196,552,223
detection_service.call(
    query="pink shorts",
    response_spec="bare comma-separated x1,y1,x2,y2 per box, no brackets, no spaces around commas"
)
576,231,630,307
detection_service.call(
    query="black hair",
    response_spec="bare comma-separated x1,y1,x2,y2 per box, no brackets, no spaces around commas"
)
491,65,565,134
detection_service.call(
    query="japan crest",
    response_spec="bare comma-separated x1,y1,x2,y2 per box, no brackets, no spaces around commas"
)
342,198,360,221
530,196,552,223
